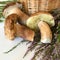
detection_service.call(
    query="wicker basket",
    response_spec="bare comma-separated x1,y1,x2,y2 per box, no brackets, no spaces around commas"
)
17,0,60,15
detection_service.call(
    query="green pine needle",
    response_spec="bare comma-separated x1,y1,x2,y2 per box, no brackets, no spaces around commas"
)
0,20,4,22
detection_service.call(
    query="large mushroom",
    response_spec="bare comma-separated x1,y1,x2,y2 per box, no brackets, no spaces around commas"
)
26,12,55,30
3,2,35,41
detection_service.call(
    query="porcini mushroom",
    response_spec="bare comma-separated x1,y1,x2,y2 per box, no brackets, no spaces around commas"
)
38,21,52,43
3,2,54,43
4,14,35,41
4,14,19,40
3,2,24,18
26,12,55,30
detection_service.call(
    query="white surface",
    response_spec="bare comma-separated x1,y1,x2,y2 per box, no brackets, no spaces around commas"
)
0,0,12,1
0,22,34,60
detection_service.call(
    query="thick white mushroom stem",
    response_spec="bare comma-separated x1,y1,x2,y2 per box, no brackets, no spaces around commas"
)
12,8,29,24
38,21,52,43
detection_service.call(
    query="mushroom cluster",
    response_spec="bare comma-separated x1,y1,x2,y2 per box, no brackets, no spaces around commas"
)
3,2,55,43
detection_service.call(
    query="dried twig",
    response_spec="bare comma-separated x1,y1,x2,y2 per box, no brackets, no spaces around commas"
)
4,40,28,53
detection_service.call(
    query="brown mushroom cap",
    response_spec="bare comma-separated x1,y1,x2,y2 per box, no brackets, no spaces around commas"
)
4,14,35,41
38,21,52,43
3,2,22,12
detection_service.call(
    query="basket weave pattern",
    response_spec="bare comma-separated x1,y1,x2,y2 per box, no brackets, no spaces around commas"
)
18,0,60,14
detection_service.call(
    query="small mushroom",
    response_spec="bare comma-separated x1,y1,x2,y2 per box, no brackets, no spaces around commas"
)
38,21,52,43
4,14,35,41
